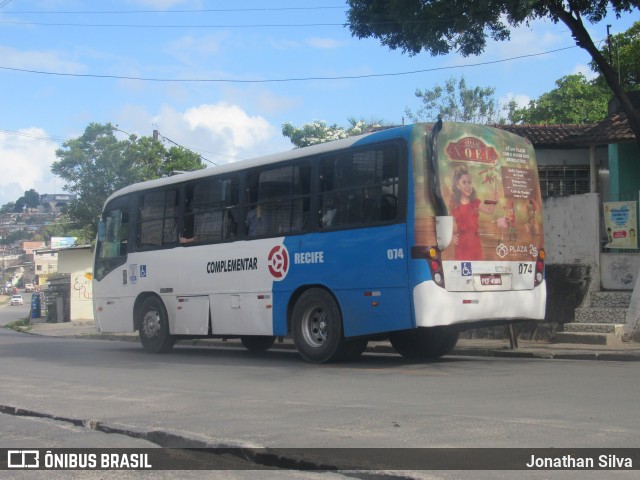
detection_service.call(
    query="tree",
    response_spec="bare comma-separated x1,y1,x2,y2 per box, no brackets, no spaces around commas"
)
0,202,15,214
592,20,640,91
406,76,501,124
13,189,40,213
347,0,640,146
51,122,205,241
512,73,610,124
282,118,385,148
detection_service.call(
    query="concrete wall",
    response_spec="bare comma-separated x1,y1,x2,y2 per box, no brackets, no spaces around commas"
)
542,193,601,265
601,254,640,290
57,247,94,321
535,194,600,333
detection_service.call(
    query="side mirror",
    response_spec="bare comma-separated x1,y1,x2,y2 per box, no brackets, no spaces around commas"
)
97,220,106,242
436,216,454,250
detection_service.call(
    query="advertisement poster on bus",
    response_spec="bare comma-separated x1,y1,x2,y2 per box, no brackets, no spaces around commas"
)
413,123,544,262
603,201,637,249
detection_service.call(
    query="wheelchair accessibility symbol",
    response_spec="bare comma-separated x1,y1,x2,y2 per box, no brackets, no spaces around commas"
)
461,262,472,276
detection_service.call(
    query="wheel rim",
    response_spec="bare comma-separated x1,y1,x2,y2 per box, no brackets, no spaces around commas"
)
142,309,161,339
301,305,329,348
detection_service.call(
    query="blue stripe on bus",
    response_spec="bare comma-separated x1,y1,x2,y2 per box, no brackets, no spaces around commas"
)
272,224,413,337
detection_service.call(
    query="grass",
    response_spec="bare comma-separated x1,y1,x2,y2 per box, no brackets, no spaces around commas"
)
5,318,31,332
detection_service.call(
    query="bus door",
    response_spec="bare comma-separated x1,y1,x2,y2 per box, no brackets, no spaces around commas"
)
94,203,131,333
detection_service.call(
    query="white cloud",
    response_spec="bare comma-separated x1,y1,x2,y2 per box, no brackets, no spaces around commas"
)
572,64,598,81
119,102,291,164
306,37,344,49
0,129,60,206
0,46,84,73
499,92,531,110
165,33,229,65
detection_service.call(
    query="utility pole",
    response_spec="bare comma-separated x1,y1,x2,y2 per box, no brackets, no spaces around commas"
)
606,25,613,66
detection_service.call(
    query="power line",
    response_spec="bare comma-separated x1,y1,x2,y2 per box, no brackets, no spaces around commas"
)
153,130,220,166
0,45,579,84
0,20,349,28
8,6,345,14
0,128,66,143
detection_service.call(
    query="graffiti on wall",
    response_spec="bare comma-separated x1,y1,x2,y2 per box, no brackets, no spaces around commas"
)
73,272,93,301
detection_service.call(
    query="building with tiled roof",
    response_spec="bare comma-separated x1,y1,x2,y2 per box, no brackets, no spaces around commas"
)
494,94,638,201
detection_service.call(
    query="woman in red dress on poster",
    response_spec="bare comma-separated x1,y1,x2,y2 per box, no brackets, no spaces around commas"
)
450,167,498,260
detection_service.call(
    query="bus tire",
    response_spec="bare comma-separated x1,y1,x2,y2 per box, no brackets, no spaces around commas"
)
390,327,458,360
240,336,276,352
292,288,346,363
138,296,175,354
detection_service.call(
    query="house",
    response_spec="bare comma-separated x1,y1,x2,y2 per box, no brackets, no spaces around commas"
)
33,248,59,286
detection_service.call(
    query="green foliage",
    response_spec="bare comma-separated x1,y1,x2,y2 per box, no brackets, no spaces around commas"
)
282,118,384,148
0,202,15,214
0,229,31,246
24,189,40,208
11,189,41,213
406,76,501,124
347,1,638,57
591,20,640,91
512,74,610,124
51,122,205,239
347,1,640,144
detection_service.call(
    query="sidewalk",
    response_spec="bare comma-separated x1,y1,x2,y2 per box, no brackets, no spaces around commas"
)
22,319,640,361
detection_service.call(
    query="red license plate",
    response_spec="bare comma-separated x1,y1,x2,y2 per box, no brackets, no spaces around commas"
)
480,274,502,286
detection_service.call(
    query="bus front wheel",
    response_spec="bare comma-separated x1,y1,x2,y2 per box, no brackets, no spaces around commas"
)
389,327,458,360
292,288,346,363
240,336,276,352
138,296,175,354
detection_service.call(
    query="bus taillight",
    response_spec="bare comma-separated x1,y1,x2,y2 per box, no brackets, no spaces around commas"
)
534,249,545,287
411,245,445,288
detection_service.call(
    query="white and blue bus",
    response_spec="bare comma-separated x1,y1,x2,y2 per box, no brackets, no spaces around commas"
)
93,122,546,363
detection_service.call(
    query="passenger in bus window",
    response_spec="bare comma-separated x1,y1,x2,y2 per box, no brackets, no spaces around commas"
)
179,214,195,244
225,211,238,240
320,194,337,228
450,167,498,260
246,206,259,236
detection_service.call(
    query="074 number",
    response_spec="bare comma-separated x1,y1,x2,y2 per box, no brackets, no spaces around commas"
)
518,263,533,274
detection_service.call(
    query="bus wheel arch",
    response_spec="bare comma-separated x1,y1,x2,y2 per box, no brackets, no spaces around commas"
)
289,286,347,363
135,293,175,354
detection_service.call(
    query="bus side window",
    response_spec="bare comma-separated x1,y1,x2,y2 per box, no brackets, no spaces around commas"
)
319,146,400,229
137,189,179,249
186,177,239,244
246,163,310,238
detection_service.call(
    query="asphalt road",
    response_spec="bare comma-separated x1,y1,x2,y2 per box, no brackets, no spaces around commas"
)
1,299,639,479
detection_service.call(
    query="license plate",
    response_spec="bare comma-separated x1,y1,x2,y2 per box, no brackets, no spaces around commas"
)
480,274,502,286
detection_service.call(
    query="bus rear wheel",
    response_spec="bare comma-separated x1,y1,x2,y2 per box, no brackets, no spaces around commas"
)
240,336,276,352
389,327,458,360
138,296,175,354
292,288,346,364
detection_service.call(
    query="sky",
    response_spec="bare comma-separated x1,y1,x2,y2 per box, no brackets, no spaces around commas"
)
0,0,638,207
